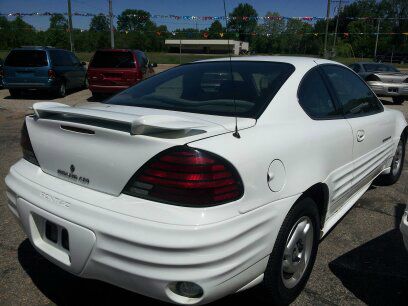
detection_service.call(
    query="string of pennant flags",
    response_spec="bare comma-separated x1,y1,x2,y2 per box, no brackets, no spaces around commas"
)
2,26,407,37
2,12,408,21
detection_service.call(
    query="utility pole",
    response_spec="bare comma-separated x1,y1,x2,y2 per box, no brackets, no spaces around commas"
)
331,0,347,56
109,0,115,48
374,18,381,58
323,0,331,58
67,0,74,51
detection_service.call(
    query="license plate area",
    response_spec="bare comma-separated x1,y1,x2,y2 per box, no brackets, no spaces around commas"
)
45,220,70,251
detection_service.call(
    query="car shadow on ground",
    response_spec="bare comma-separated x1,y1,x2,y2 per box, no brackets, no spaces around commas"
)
3,88,85,100
86,95,111,103
329,203,408,305
17,240,256,305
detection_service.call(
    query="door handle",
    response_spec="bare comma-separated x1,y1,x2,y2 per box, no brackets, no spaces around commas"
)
357,130,365,142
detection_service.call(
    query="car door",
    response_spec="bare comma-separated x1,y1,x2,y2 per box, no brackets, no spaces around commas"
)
50,50,75,88
136,51,150,79
298,67,354,218
321,65,395,193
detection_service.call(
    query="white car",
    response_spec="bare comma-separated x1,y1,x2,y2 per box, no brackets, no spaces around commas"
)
5,57,407,305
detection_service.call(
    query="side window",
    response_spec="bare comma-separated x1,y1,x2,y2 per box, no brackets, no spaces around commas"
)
321,65,383,117
136,51,147,68
298,68,340,119
50,50,72,66
69,52,80,65
350,64,361,73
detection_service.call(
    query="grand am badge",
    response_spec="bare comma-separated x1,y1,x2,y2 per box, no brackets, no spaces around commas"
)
57,164,90,185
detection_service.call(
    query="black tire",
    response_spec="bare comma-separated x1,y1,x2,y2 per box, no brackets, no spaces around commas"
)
9,89,21,97
376,136,406,186
83,76,89,89
55,81,66,98
392,97,405,105
257,197,320,305
91,92,104,100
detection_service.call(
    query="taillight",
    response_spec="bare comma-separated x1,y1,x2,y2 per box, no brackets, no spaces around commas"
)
21,119,39,166
48,69,56,79
365,74,381,82
123,146,243,207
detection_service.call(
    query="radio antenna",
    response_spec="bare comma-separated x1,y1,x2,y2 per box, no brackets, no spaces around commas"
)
223,0,240,139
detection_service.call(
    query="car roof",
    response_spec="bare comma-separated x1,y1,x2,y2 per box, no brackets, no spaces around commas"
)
12,47,67,52
196,55,344,68
353,62,393,65
97,49,141,52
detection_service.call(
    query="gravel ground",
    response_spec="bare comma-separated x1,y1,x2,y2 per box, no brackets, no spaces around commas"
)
0,79,407,305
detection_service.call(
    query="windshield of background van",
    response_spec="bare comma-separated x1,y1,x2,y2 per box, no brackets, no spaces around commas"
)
105,61,295,118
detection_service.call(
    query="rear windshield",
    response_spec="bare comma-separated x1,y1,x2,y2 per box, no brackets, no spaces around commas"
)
90,51,135,68
5,50,48,67
363,64,399,73
105,61,295,118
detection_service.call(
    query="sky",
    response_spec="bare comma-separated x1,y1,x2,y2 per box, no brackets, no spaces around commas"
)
0,0,344,31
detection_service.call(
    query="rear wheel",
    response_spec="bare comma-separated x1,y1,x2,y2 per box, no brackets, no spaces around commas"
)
377,137,406,186
392,97,405,105
83,76,89,89
91,92,104,100
257,197,320,305
9,89,22,98
55,81,66,98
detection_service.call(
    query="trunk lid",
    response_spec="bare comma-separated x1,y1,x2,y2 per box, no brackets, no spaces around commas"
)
375,72,408,83
27,102,255,196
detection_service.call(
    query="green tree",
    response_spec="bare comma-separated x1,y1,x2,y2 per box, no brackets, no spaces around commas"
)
46,14,69,48
8,17,37,48
117,9,155,32
228,3,258,42
90,14,109,32
208,20,223,39
49,13,67,30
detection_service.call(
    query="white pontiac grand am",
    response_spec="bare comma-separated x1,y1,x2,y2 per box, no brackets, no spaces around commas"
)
5,57,407,305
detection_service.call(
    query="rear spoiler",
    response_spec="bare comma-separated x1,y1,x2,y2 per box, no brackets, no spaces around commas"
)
31,102,207,137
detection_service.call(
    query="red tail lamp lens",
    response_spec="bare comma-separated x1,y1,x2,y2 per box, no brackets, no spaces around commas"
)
48,69,56,79
123,146,243,207
21,119,39,166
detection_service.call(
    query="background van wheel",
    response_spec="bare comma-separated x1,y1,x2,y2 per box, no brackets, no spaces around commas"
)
91,92,105,100
376,137,406,186
56,81,66,98
257,197,320,305
83,76,89,89
9,89,22,98
392,97,405,105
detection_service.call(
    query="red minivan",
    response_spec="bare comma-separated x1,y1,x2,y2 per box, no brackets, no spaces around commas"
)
87,49,156,97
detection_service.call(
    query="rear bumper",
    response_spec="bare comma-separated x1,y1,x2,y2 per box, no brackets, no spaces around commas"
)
367,81,408,97
89,84,130,93
5,159,295,305
3,80,57,90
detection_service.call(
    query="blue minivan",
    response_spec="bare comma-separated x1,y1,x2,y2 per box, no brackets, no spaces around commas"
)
3,47,87,97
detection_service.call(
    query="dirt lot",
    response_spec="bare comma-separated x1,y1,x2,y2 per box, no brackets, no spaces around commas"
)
0,81,407,305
